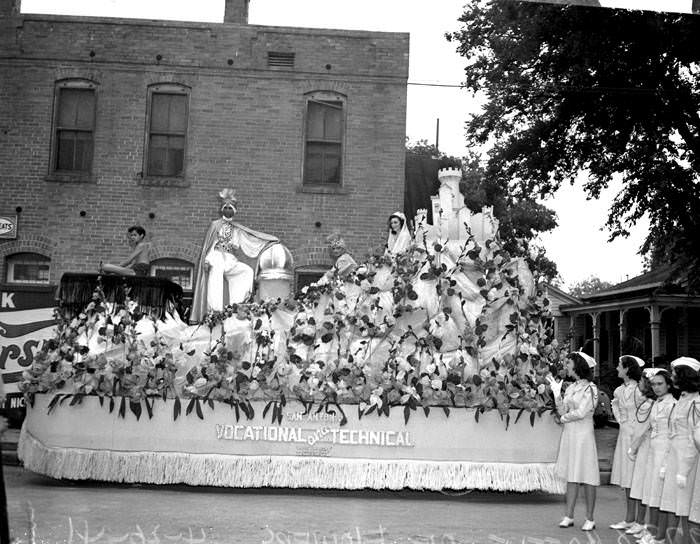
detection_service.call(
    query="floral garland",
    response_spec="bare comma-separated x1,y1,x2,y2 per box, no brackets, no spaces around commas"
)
21,233,565,428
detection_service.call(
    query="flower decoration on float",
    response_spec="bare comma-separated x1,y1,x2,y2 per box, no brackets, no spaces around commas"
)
19,226,565,428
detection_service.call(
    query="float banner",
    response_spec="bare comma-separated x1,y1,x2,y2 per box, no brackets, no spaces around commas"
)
19,396,565,493
515,0,699,14
0,286,56,403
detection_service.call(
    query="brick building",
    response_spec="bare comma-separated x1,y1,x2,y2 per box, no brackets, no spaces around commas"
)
0,0,409,300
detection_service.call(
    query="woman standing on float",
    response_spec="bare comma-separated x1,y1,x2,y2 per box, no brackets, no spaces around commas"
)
659,357,700,544
548,351,599,532
609,355,646,535
637,369,676,544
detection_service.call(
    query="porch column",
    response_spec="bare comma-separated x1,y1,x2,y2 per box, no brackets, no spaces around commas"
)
619,308,627,354
569,314,577,351
589,311,601,376
606,311,614,365
647,304,661,362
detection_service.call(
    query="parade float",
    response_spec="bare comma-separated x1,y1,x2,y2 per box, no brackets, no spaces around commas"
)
17,169,566,493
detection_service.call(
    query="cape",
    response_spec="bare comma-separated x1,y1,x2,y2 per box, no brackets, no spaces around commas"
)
190,219,279,323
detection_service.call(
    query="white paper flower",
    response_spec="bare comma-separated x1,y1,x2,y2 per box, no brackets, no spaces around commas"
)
397,358,412,373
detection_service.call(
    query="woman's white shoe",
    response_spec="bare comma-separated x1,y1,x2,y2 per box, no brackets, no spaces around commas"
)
610,520,633,530
625,523,645,535
559,516,574,528
581,520,596,531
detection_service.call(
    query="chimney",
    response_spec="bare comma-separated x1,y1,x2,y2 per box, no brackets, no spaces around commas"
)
224,0,249,24
0,0,21,17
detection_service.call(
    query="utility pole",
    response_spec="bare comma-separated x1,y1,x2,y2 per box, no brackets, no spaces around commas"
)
435,118,440,155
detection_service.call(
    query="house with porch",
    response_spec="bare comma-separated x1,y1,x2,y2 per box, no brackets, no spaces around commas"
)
548,266,700,381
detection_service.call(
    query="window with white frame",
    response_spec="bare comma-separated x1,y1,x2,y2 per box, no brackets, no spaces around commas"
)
5,253,51,284
303,91,345,185
150,258,193,290
145,84,189,177
52,80,97,173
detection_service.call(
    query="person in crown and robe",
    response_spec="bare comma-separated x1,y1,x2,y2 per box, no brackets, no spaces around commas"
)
386,212,412,255
190,189,279,323
322,233,357,282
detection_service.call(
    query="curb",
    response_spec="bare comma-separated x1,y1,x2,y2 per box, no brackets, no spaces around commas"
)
2,428,21,467
1,448,19,467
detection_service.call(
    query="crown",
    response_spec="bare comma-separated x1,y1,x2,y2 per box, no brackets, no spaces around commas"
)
326,232,346,250
218,188,238,206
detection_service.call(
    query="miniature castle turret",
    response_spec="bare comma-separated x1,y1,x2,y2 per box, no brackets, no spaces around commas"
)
418,167,500,248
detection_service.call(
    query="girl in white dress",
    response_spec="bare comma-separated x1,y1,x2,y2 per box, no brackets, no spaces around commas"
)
688,395,700,541
673,357,700,544
386,212,412,255
635,369,675,544
659,358,700,544
610,355,645,534
626,368,657,540
549,351,599,532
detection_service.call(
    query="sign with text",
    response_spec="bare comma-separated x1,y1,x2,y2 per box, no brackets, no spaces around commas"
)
0,215,17,239
23,395,566,492
0,286,56,404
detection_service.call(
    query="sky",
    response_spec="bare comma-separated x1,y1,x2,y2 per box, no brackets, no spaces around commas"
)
20,0,657,288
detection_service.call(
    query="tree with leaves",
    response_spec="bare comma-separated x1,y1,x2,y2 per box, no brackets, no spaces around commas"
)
447,2,700,288
568,276,614,298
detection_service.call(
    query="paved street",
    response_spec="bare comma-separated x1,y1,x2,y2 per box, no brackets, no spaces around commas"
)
4,465,635,544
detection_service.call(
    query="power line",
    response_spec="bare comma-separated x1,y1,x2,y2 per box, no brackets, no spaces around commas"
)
408,81,465,88
408,80,662,94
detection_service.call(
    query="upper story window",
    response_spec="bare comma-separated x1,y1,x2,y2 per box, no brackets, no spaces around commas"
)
5,253,51,284
52,80,96,174
145,84,189,178
303,92,345,186
150,258,193,291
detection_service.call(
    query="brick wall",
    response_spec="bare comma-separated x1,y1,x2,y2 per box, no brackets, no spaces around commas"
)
0,11,408,286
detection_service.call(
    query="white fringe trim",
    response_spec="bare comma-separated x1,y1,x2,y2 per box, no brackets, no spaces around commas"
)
18,427,565,493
